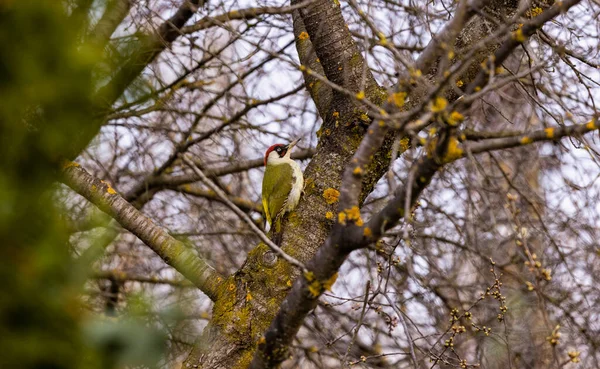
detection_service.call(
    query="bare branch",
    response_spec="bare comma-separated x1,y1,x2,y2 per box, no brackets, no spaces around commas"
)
292,0,381,95
93,270,194,287
89,0,132,49
464,119,599,156
94,0,205,109
181,0,316,34
466,0,583,94
62,163,224,301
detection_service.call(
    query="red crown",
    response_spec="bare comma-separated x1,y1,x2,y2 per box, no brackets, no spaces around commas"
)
264,144,285,166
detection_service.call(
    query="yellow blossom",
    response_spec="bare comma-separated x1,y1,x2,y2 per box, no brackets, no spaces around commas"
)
568,351,581,363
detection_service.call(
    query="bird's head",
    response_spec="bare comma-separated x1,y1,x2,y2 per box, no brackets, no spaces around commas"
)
264,138,301,166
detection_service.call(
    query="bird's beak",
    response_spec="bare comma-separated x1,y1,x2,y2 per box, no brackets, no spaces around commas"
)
286,137,302,150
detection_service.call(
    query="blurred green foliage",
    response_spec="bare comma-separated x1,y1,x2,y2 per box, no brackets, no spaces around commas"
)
0,2,168,368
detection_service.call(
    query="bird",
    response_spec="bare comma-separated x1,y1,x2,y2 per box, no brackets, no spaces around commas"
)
261,138,304,241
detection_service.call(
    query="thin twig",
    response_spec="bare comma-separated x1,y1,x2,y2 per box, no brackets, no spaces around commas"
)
342,280,371,367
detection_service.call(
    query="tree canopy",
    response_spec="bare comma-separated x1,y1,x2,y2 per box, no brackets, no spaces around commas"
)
1,0,599,368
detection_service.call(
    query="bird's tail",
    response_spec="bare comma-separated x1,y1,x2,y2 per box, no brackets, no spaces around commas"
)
270,217,283,245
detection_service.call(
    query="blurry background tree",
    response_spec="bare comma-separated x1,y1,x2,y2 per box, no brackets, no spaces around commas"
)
0,0,598,368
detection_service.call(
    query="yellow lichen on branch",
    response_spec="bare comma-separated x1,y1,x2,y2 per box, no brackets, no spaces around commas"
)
304,271,322,298
443,137,464,163
388,91,407,108
338,211,347,225
430,97,448,113
399,137,410,152
100,180,117,195
338,206,363,226
526,6,543,18
447,111,464,126
298,31,309,40
520,136,533,144
512,28,526,43
323,273,338,291
61,160,80,170
303,270,338,298
323,188,340,204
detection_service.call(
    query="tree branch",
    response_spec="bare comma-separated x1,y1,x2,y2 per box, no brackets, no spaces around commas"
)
177,184,263,214
181,1,315,34
89,0,132,50
292,10,332,119
465,0,583,94
292,0,380,96
464,119,599,156
61,163,224,302
93,269,194,287
93,0,204,110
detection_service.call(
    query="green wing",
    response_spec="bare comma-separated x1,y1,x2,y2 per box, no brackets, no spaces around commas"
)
262,163,293,226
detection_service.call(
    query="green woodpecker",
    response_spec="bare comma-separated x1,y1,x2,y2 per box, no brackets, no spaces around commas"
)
261,138,304,234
